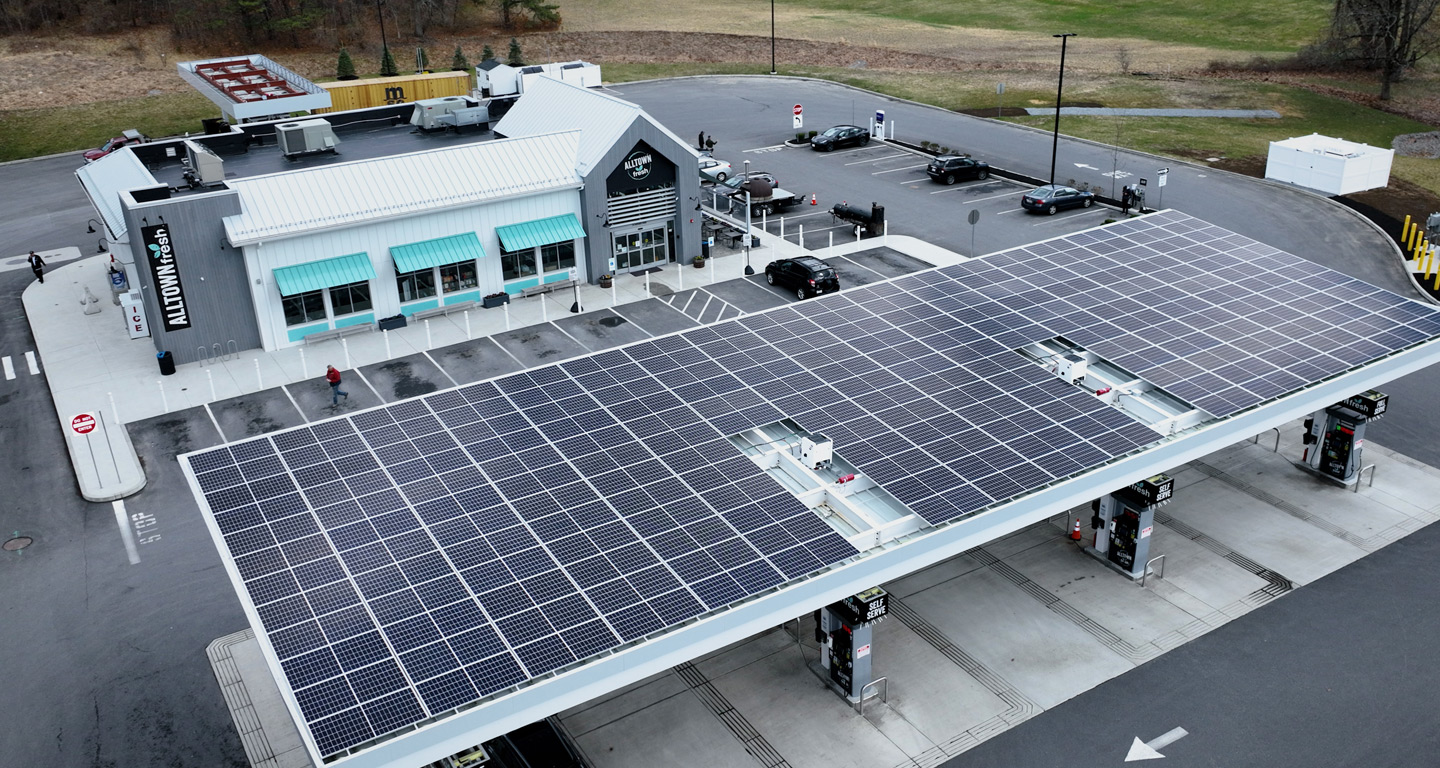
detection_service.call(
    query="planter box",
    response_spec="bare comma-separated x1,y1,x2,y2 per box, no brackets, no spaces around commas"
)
377,314,407,331
483,293,510,309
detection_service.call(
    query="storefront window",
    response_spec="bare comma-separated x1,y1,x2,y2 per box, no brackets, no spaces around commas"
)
283,290,326,327
440,260,479,293
396,268,436,303
501,246,537,281
329,281,372,316
541,241,576,273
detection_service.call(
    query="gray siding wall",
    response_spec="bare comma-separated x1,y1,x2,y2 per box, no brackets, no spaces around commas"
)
579,119,701,280
122,189,262,365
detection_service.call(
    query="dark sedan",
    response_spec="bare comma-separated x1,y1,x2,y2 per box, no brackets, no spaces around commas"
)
810,125,870,151
1021,184,1095,215
765,256,840,300
926,155,990,185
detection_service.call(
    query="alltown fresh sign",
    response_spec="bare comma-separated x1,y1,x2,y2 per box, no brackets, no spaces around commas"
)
140,224,192,332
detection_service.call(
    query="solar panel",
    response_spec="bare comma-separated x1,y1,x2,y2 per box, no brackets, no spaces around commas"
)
183,210,1440,759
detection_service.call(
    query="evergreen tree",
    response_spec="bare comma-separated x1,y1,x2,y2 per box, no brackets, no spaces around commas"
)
481,44,495,62
451,45,469,71
417,47,431,72
336,48,357,80
507,37,524,66
380,45,399,77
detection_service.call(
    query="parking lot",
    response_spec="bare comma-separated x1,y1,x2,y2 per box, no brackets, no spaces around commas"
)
703,140,1117,258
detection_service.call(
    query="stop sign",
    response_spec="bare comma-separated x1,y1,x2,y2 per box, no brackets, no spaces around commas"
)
71,413,97,435
793,104,802,116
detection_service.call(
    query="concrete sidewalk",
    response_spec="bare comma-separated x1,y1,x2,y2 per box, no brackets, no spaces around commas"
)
204,423,1440,768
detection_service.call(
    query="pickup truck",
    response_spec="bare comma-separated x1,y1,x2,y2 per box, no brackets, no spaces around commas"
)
723,174,806,216
83,129,148,163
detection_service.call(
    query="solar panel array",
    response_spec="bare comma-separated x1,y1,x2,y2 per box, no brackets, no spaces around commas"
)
183,210,1440,759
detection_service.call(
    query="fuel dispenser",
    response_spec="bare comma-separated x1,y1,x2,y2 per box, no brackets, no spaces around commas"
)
813,587,888,705
1301,390,1387,485
1086,474,1173,579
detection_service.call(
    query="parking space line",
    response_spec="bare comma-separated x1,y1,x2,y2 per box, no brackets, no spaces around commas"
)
996,208,1028,216
354,367,386,403
614,309,653,337
929,186,1019,200
743,144,788,153
112,500,141,565
280,385,310,423
549,321,594,352
679,291,697,314
1030,209,1111,227
832,255,887,279
425,350,461,388
25,351,39,375
845,153,906,166
2,356,12,380
872,164,929,175
487,336,529,369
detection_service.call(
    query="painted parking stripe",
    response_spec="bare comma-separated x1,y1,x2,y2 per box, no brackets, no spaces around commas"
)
25,351,39,375
112,500,141,565
845,153,907,166
2,356,13,380
743,144,788,153
872,164,930,175
1031,209,1109,226
929,184,1018,198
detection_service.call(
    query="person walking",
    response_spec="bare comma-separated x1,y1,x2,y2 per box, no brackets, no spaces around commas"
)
27,251,45,284
325,365,348,405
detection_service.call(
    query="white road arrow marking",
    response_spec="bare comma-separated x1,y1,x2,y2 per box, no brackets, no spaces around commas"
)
1125,727,1188,761
1074,162,1098,170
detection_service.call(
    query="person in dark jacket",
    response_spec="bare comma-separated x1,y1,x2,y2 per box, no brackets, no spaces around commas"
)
27,251,45,283
325,365,348,405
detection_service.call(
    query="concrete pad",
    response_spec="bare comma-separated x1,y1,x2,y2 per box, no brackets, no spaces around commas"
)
553,309,653,352
1165,479,1366,585
209,389,308,442
696,625,796,682
711,645,912,768
570,685,756,768
1145,525,1265,610
561,671,688,738
904,567,1133,710
981,520,1065,561
1007,539,1201,648
883,551,985,599
428,337,525,385
869,613,1011,742
1231,457,1415,540
358,354,447,402
492,324,591,369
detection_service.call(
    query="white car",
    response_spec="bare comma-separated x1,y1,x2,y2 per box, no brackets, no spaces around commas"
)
699,156,732,183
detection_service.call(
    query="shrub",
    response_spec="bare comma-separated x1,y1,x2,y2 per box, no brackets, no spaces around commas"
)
482,44,495,62
507,38,524,66
336,48,357,80
379,45,399,77
451,45,469,72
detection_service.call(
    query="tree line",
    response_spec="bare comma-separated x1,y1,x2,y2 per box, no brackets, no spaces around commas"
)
0,0,558,49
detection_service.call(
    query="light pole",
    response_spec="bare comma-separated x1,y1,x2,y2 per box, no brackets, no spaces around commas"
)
743,159,755,275
770,0,777,75
376,0,388,59
1049,33,1076,186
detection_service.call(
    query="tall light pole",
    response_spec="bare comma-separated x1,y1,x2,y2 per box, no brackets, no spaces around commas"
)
1049,33,1076,186
770,0,777,75
376,0,388,58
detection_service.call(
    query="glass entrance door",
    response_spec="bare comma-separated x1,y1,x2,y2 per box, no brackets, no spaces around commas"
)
613,227,668,270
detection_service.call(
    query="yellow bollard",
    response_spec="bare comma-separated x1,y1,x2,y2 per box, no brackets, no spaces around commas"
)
1403,215,1413,246
1413,224,1422,253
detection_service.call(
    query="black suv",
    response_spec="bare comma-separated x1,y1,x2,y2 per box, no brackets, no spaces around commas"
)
765,256,840,300
810,125,870,151
926,154,990,185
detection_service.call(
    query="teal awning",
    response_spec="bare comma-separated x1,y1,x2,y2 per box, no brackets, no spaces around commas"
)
391,232,487,274
495,213,587,252
273,252,376,297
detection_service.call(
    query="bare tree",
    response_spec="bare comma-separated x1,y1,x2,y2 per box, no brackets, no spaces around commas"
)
1331,0,1440,99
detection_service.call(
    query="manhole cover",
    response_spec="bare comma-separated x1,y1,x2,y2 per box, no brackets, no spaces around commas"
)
3,536,33,551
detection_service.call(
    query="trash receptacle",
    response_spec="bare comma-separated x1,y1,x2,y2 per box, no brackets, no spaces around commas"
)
157,351,176,376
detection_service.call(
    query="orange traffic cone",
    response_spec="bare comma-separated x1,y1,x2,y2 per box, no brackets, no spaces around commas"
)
1071,518,1083,541
810,194,817,205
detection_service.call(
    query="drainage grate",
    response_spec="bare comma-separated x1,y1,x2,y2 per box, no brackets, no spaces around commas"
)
3,536,33,551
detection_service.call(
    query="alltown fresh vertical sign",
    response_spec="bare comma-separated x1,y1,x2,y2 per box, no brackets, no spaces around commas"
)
140,224,191,331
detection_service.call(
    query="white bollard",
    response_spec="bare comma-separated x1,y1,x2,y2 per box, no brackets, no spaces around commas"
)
678,261,684,291
384,329,391,358
857,226,862,244
762,210,767,231
207,369,216,401
425,318,433,350
611,281,618,307
799,224,804,251
829,232,834,251
884,219,889,246
780,217,785,240
342,338,351,370
108,391,120,425
709,256,715,283
504,301,511,330
541,295,548,322
298,348,307,380
158,379,168,413
464,310,471,340
254,358,262,390
644,271,651,296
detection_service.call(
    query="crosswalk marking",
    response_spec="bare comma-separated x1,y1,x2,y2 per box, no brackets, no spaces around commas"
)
25,351,39,375
2,356,13,380
2,352,41,380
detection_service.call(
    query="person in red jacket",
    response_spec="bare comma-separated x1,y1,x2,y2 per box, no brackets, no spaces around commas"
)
325,365,348,405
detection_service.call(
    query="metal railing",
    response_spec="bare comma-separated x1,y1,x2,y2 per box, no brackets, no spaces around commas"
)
857,676,889,716
1141,554,1167,587
1353,464,1377,493
1250,427,1281,453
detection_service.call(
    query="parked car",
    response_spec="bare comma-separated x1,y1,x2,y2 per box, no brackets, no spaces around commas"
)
698,155,732,182
810,125,869,151
718,171,778,191
765,256,840,300
926,154,990,185
83,129,148,163
1021,184,1095,215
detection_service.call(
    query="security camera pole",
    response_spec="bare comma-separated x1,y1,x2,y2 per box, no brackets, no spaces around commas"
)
1049,33,1076,186
744,159,755,276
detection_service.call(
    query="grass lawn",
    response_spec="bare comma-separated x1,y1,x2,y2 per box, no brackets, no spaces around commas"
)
0,92,217,163
783,0,1332,52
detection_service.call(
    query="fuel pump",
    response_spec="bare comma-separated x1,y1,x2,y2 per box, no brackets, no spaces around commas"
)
815,587,888,705
1301,390,1387,485
1085,474,1173,579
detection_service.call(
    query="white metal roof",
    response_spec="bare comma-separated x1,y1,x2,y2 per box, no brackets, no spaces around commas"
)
494,77,699,175
74,147,157,240
223,131,582,245
1271,133,1392,159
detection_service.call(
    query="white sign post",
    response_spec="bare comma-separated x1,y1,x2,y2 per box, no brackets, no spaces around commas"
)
1156,167,1169,209
792,104,803,131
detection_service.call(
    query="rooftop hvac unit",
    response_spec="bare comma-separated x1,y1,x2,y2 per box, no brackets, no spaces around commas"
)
182,140,225,188
409,96,477,131
276,118,339,159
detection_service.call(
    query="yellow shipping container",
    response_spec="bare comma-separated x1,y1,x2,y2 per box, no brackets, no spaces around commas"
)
314,71,471,114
